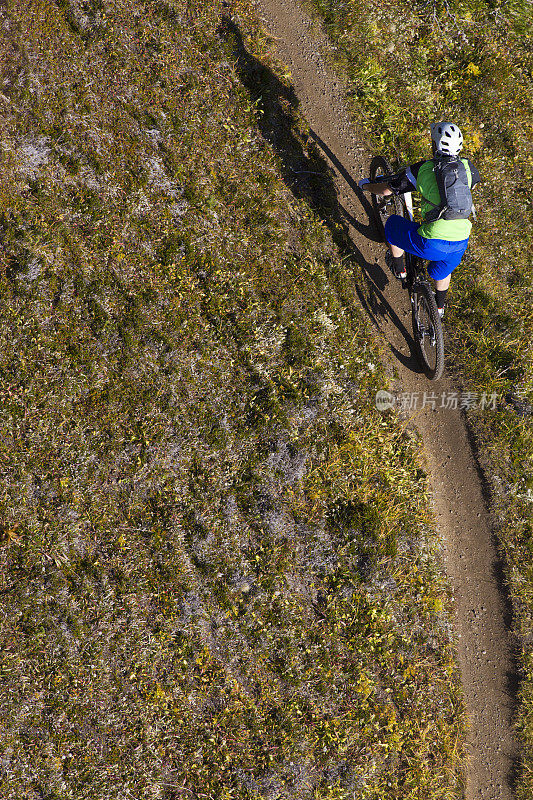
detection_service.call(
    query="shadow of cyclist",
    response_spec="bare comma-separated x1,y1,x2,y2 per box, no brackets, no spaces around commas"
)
219,16,424,375
219,18,364,250
306,129,426,375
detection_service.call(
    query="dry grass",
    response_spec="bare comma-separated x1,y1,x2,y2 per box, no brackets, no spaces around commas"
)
0,0,465,797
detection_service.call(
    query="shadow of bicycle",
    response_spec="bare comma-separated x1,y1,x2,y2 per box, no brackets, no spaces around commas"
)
219,15,424,376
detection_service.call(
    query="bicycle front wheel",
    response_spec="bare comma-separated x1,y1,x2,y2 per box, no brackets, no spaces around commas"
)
411,282,444,381
369,155,405,242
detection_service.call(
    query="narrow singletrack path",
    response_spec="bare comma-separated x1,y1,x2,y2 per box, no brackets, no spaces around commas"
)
251,0,518,797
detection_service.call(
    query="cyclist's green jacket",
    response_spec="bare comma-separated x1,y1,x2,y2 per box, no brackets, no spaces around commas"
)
417,159,473,240
391,157,481,241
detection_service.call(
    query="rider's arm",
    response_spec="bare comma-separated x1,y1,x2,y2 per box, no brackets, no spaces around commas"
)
360,160,424,196
396,160,426,191
360,180,393,196
387,169,417,194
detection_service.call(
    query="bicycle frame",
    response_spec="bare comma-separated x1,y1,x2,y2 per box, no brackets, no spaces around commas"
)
369,158,445,379
393,190,433,290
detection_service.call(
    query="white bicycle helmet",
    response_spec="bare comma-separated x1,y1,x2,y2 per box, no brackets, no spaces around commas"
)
431,121,464,155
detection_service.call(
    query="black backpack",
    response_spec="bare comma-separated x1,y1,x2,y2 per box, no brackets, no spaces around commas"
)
422,154,474,222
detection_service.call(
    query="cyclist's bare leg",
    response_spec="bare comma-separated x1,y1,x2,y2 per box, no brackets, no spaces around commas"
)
390,243,405,258
435,276,451,291
434,276,450,314
361,181,405,258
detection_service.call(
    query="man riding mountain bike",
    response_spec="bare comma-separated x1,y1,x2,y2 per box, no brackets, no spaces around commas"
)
360,121,481,318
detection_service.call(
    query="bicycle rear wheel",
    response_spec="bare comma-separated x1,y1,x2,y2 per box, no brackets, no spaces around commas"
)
411,282,444,381
369,155,405,241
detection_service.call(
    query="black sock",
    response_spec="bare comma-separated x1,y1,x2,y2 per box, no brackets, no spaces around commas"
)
392,255,404,273
435,288,448,309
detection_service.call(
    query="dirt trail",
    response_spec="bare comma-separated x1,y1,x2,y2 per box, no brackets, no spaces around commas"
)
252,0,518,796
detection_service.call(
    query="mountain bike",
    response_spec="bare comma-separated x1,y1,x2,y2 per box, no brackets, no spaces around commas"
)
368,155,444,381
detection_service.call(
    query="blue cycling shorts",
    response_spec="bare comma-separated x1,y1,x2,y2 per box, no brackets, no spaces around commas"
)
384,215,468,280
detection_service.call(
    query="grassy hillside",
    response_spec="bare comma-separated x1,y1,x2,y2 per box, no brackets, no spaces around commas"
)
301,0,532,793
0,0,466,798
